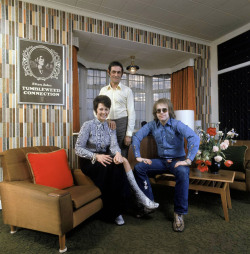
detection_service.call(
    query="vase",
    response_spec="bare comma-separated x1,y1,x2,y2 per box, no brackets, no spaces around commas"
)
209,158,220,174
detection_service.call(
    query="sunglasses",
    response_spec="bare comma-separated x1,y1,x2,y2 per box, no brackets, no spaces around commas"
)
156,108,168,114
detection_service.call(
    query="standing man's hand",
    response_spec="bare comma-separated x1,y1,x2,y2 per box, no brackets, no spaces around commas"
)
124,136,132,146
108,120,116,130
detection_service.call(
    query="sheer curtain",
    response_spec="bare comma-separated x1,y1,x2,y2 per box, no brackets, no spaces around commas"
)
73,46,80,133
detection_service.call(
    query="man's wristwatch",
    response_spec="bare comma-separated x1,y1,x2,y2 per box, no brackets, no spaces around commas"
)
185,159,192,166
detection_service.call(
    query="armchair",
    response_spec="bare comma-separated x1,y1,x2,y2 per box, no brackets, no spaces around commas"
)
0,146,103,253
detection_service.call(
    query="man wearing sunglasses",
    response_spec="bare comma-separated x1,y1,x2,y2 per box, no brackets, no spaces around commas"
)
132,98,200,232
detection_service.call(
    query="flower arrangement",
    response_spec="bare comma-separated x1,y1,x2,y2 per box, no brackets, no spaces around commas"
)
195,124,238,172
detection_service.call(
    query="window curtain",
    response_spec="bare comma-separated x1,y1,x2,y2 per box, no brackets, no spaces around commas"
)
73,46,80,133
171,66,196,118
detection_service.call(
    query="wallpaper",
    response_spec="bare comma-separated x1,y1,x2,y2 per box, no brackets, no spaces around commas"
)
0,0,210,168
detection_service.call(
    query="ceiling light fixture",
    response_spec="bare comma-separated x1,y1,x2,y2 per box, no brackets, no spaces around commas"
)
126,56,139,74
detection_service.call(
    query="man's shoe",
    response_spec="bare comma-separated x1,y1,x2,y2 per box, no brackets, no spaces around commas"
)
173,212,184,232
115,215,125,226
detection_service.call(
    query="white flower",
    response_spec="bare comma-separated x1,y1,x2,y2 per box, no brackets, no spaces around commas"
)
220,142,229,150
224,139,229,145
227,131,235,138
197,150,201,155
217,131,223,136
214,155,223,162
213,146,219,152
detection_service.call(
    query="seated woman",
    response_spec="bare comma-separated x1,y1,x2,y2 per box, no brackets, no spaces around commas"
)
75,95,158,225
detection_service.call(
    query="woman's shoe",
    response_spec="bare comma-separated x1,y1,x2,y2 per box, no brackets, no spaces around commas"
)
115,215,125,226
139,196,159,210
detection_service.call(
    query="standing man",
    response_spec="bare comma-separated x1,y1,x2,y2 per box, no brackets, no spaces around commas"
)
132,98,200,232
100,61,136,158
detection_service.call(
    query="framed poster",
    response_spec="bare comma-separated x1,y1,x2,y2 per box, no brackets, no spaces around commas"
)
18,38,65,105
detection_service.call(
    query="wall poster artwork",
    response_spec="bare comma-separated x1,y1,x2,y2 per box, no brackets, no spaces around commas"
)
18,38,65,105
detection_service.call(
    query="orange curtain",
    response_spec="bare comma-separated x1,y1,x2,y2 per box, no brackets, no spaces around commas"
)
171,66,196,118
73,46,80,133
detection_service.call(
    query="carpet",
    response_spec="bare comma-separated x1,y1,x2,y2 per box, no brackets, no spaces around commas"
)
0,185,250,254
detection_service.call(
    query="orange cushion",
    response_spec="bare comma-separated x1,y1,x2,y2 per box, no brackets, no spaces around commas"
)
26,149,74,189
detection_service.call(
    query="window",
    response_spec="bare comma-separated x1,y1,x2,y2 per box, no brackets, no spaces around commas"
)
78,64,171,130
86,69,107,119
128,75,146,129
120,73,146,129
152,75,171,101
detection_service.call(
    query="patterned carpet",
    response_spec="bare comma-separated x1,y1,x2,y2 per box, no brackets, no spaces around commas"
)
1,185,250,254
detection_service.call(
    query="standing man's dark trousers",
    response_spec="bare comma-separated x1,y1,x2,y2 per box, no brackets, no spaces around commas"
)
114,116,129,158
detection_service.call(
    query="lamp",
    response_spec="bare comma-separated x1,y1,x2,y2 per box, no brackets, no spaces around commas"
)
174,110,195,130
126,56,139,74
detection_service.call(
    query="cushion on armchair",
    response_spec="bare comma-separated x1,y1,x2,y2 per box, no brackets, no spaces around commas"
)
26,149,74,189
221,145,248,172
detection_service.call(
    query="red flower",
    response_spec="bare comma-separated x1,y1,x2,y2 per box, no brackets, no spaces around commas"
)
195,160,211,172
207,127,217,136
224,160,233,167
205,160,212,166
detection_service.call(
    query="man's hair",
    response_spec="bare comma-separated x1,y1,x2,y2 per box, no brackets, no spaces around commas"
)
93,95,111,113
152,98,176,121
107,61,124,73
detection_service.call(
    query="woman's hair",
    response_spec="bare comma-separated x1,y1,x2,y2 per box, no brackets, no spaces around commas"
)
93,95,111,113
108,61,124,74
152,98,176,121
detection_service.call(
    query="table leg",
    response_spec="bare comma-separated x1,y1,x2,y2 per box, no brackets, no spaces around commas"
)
220,185,229,222
226,183,232,209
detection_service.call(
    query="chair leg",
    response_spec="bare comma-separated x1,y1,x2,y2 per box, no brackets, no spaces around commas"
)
59,234,67,253
10,225,17,234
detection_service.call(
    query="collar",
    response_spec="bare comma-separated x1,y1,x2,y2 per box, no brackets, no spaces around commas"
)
156,118,172,128
107,83,122,90
94,118,107,126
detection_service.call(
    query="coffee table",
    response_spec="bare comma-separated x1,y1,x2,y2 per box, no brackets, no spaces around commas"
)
152,168,235,221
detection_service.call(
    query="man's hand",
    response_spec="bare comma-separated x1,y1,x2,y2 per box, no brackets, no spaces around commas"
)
174,159,191,168
108,120,116,130
136,157,152,165
124,136,132,146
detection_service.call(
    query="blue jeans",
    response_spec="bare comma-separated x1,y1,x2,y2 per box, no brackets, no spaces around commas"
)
134,157,190,214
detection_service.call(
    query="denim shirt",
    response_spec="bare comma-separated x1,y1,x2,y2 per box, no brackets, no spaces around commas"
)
75,118,121,160
132,118,200,161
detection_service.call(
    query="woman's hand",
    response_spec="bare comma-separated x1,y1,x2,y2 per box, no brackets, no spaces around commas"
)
136,157,152,165
113,152,123,164
96,154,113,167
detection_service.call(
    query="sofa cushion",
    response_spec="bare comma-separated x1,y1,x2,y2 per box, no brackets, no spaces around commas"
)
221,145,248,172
26,149,74,189
65,185,101,209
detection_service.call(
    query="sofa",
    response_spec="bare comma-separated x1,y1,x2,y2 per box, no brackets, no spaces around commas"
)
128,136,250,192
0,146,103,253
226,140,250,191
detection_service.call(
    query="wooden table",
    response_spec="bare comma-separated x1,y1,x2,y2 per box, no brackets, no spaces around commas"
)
151,169,235,222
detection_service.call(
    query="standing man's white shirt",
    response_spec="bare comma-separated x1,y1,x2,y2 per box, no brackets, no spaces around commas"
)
100,83,135,137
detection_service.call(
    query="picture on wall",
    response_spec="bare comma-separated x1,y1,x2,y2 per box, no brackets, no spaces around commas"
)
18,38,65,105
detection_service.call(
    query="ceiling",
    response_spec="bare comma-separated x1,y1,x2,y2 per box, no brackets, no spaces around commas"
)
24,0,250,75
37,0,250,41
74,31,199,75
